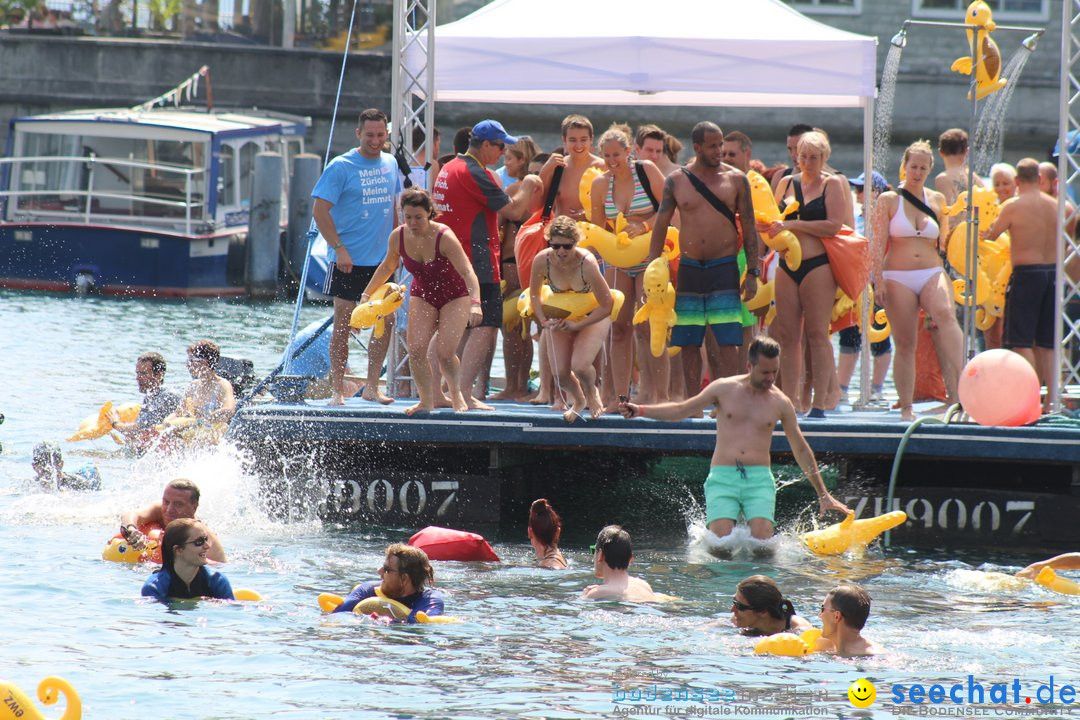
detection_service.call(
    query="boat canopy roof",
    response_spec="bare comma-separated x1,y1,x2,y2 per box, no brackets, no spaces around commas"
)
10,108,310,137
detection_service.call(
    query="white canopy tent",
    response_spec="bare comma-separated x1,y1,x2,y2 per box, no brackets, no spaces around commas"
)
423,0,878,109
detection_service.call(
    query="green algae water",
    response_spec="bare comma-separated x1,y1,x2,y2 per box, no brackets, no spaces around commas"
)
0,291,1077,719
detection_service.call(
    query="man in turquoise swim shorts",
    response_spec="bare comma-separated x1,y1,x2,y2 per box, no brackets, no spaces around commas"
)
619,335,850,541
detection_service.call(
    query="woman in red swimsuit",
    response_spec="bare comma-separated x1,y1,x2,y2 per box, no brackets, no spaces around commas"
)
363,188,483,416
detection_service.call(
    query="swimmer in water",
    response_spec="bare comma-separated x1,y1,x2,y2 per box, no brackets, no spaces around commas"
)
719,575,813,636
141,519,234,602
814,584,885,657
583,525,662,602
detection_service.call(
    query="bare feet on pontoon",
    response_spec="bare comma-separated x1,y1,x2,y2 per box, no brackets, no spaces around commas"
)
451,392,469,413
529,392,551,405
361,387,394,405
488,388,519,401
564,402,587,423
329,392,346,407
466,397,494,411
433,393,453,409
404,401,433,417
899,407,916,422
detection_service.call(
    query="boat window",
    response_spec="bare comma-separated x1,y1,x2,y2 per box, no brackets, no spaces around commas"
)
8,131,207,222
217,144,236,208
239,141,259,207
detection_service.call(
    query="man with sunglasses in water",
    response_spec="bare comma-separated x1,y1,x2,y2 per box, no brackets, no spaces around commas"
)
815,584,884,656
119,478,227,563
331,543,445,622
433,119,540,411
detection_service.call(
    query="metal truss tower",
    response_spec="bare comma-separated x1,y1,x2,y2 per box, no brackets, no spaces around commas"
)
1056,0,1080,406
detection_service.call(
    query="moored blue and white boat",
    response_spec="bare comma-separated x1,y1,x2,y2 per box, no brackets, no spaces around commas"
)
0,105,309,297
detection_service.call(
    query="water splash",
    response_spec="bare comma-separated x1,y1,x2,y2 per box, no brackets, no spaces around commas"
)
873,42,906,181
972,44,1036,177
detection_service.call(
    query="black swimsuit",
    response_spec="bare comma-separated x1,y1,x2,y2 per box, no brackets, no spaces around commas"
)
780,178,830,285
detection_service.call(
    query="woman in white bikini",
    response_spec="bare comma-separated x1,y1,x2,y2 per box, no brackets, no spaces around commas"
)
873,140,963,421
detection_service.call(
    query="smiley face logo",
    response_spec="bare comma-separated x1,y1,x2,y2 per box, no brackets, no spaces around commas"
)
848,678,876,708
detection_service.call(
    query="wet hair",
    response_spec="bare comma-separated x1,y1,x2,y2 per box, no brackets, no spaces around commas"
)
387,542,434,590
32,441,62,471
528,498,563,547
747,335,780,364
400,187,437,218
411,124,440,150
166,478,200,507
737,575,797,623
788,123,814,138
595,525,632,570
358,108,388,128
826,584,872,630
1016,157,1040,183
138,351,167,375
901,140,935,169
663,134,683,163
691,121,723,146
938,128,969,156
598,123,632,151
161,518,203,571
561,114,594,139
545,215,582,243
635,124,666,149
506,137,541,180
187,339,220,370
453,127,472,155
797,131,831,159
723,131,752,152
990,162,1017,181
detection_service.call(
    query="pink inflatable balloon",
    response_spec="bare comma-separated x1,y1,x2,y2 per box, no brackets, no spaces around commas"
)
958,350,1042,426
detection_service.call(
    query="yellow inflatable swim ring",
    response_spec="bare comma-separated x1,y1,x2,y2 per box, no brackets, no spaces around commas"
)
754,628,822,657
538,286,625,323
0,676,81,720
349,282,406,339
1035,567,1080,596
800,511,908,555
577,216,679,270
317,589,461,623
68,401,141,443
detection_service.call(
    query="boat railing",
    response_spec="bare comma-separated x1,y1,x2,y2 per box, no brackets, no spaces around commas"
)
0,155,208,236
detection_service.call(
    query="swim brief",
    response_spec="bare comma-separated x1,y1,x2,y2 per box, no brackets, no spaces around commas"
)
705,464,776,525
670,255,743,347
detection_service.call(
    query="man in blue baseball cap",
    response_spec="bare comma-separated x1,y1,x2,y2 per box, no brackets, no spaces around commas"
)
432,119,540,409
848,170,888,195
469,119,519,147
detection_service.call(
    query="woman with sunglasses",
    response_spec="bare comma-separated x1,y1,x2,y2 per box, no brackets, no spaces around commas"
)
141,518,234,602
529,216,614,423
726,575,811,635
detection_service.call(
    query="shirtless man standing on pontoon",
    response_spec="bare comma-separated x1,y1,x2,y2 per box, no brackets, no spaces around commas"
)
538,115,606,221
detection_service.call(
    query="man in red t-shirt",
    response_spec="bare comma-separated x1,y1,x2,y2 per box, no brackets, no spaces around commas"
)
432,119,539,409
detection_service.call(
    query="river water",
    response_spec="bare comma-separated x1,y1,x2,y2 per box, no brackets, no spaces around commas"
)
1,290,1077,719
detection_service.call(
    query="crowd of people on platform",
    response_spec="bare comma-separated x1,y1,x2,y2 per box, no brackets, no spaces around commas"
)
311,109,1071,426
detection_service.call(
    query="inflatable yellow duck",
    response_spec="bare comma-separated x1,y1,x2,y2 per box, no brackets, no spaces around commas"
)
578,166,605,216
1035,567,1080,596
349,283,406,339
318,589,461,622
754,628,823,657
0,676,81,720
539,286,625,323
950,1,1007,101
577,215,679,270
745,276,773,314
67,401,141,443
632,257,677,357
748,170,802,271
800,511,908,555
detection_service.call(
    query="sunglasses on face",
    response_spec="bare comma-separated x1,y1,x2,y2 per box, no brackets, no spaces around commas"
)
549,242,575,250
182,535,210,548
380,564,401,574
732,597,755,612
489,141,505,150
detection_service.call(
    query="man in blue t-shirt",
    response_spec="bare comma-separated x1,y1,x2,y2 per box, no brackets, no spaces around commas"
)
332,543,445,623
312,108,403,406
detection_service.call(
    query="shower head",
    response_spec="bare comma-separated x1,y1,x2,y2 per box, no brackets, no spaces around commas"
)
890,27,907,49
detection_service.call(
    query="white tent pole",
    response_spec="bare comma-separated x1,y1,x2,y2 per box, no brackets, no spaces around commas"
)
859,95,874,408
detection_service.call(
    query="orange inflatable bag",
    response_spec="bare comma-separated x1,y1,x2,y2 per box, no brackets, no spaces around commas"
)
515,167,562,290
